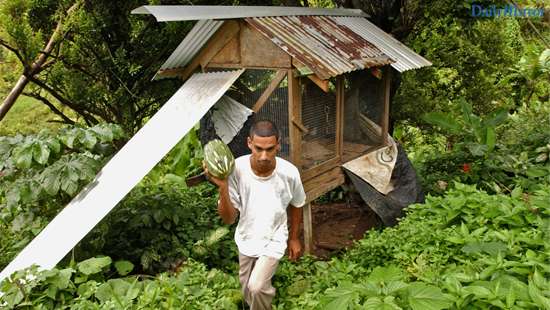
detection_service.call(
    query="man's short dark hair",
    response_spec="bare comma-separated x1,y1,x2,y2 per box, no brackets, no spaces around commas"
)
249,119,279,141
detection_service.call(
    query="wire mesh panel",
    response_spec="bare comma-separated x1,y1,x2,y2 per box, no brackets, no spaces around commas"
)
342,70,385,162
226,69,290,159
300,78,337,170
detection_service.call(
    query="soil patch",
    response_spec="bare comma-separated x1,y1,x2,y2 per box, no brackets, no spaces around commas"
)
305,201,381,259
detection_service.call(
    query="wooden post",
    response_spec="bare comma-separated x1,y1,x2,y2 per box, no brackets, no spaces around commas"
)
288,70,302,166
336,76,344,160
303,203,313,254
381,66,391,146
288,70,313,253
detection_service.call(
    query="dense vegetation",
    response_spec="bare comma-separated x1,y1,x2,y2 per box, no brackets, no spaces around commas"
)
1,0,549,309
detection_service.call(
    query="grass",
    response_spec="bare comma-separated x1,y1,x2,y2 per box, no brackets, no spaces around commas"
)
0,95,77,136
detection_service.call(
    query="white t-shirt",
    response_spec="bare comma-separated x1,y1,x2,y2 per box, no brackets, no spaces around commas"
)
227,154,306,259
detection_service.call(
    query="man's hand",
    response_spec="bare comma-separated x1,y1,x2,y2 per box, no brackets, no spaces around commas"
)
287,238,302,261
203,161,228,188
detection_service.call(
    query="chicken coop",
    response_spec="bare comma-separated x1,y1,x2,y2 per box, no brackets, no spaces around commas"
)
133,6,432,253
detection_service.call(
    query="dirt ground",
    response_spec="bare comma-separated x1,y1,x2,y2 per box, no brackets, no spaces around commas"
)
304,201,381,259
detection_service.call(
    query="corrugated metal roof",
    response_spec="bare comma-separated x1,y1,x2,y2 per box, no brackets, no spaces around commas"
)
155,19,223,80
246,16,392,79
132,5,367,22
335,17,431,72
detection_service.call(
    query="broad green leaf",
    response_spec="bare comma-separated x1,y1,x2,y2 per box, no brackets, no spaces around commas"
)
462,241,508,256
368,266,405,283
422,112,462,133
528,279,550,309
32,142,50,165
15,148,33,169
483,108,508,128
462,285,492,298
77,257,112,275
485,127,496,152
526,167,548,178
77,280,98,298
407,283,452,310
364,296,402,310
466,142,488,156
114,260,134,276
47,268,74,290
287,279,310,296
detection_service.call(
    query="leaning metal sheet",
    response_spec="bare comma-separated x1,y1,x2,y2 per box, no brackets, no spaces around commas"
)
0,69,244,282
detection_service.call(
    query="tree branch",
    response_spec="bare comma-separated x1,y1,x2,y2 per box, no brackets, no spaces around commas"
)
23,91,75,125
0,39,26,66
25,74,99,125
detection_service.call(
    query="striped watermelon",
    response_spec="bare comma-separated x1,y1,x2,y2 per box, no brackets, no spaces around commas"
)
204,139,235,179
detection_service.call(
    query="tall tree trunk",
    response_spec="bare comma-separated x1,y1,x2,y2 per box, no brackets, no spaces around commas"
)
0,2,80,122
0,75,29,120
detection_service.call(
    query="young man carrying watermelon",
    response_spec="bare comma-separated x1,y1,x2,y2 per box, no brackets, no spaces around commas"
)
204,119,306,310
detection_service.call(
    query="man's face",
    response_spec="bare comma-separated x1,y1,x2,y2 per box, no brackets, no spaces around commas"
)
247,134,279,173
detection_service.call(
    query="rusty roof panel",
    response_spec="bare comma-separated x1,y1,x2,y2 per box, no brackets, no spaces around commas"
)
335,17,431,72
246,16,393,79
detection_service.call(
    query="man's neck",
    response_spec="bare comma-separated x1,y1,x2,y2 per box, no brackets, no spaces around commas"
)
250,157,276,177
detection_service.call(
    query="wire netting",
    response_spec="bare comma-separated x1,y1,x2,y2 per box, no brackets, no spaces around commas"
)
227,69,290,158
300,79,337,169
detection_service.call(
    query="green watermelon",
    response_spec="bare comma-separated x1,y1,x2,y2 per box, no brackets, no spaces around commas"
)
204,139,235,179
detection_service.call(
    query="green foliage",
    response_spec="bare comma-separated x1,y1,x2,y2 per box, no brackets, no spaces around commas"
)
76,183,238,274
415,97,549,195
272,183,550,309
0,259,241,309
393,1,532,124
0,124,124,269
144,127,204,186
423,99,508,157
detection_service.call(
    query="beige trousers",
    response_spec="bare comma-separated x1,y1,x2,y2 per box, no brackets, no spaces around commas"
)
238,253,280,310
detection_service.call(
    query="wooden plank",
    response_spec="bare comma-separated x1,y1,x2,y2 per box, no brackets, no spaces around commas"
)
304,166,343,193
205,63,243,69
382,66,391,145
292,58,329,92
307,74,329,93
241,23,291,68
304,166,345,203
176,20,240,81
291,117,309,134
336,76,344,159
303,203,313,254
252,70,287,112
288,70,302,168
209,36,240,65
301,156,340,182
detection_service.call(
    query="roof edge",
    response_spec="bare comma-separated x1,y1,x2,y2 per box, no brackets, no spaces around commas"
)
131,5,368,22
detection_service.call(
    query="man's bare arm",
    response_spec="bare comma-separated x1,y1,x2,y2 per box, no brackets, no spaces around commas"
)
203,162,238,225
287,205,303,260
217,181,238,224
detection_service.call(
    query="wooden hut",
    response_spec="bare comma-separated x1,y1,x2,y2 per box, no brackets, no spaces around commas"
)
133,5,432,252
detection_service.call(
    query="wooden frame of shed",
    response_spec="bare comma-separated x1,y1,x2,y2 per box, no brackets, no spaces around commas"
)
133,6,432,254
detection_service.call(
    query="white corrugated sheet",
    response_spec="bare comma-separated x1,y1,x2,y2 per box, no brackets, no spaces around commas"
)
0,70,244,282
132,5,367,22
155,19,224,80
211,96,253,144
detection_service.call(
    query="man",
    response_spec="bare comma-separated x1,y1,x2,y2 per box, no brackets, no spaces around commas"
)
204,119,306,310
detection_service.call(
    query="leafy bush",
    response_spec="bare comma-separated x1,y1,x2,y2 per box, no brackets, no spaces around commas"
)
417,99,550,195
273,183,550,309
0,258,241,309
0,124,125,270
77,183,238,274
